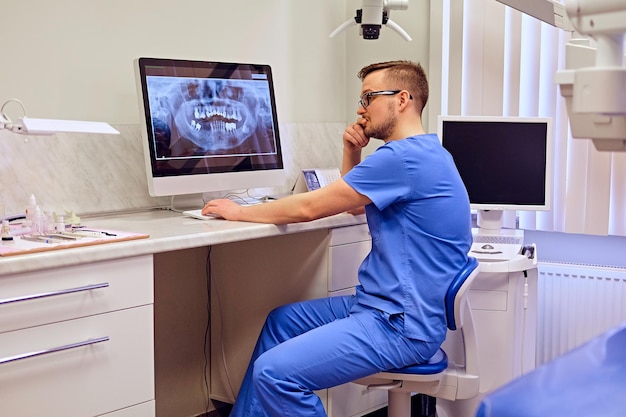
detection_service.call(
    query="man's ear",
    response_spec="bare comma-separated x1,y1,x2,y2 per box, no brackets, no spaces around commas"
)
398,90,412,110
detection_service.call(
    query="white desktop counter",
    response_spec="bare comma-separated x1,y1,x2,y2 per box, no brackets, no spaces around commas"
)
0,209,367,275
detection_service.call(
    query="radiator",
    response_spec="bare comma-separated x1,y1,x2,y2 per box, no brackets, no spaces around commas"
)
536,262,626,366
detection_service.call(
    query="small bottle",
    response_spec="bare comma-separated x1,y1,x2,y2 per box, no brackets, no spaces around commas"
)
25,194,37,222
1,219,10,237
20,219,32,235
56,215,65,233
33,205,43,234
44,211,54,233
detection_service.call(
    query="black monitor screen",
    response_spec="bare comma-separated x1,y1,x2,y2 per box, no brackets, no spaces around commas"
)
440,117,551,211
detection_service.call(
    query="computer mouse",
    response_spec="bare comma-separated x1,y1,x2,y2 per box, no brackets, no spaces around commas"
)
481,244,495,250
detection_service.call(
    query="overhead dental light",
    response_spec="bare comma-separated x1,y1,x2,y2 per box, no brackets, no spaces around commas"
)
556,0,626,152
0,98,119,136
497,0,626,152
330,0,412,41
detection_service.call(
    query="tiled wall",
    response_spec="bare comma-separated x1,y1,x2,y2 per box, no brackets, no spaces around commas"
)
0,122,346,218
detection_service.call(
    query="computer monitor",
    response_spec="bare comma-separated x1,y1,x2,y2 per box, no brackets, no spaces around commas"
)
438,115,553,230
134,57,285,198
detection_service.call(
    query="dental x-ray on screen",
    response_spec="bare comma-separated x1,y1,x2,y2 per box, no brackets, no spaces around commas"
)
135,58,285,197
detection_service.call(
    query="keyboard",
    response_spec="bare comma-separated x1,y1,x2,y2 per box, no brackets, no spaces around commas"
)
182,209,220,220
182,198,264,220
472,234,524,246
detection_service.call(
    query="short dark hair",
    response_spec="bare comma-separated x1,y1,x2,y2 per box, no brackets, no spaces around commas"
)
358,60,429,114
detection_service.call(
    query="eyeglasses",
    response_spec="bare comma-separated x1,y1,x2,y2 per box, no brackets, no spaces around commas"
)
358,90,413,109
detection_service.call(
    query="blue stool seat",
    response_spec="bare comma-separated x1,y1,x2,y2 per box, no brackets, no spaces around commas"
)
386,349,449,375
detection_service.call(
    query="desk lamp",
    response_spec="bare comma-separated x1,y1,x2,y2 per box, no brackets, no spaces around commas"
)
0,98,119,136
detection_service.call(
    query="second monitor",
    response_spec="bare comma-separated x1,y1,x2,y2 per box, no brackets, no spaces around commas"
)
438,115,553,231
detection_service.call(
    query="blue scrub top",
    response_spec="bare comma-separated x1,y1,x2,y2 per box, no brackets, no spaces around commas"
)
343,133,471,343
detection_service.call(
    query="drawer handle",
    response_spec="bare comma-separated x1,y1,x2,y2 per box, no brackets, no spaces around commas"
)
0,336,110,365
0,282,110,306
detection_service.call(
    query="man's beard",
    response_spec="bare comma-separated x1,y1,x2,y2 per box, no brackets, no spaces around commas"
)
363,103,396,140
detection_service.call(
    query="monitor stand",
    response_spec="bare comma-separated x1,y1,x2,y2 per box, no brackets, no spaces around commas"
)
169,193,205,211
472,210,524,254
476,209,504,231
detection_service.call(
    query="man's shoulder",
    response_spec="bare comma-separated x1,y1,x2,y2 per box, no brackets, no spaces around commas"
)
385,133,442,154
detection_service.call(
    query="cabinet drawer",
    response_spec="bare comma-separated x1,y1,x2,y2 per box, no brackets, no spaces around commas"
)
328,240,371,292
0,305,154,417
0,255,153,333
329,224,370,246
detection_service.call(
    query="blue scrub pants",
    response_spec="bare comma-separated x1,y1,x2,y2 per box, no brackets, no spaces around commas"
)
229,295,440,417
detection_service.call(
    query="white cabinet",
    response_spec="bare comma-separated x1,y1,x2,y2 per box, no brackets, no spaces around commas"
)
0,255,155,417
325,225,388,417
327,224,371,294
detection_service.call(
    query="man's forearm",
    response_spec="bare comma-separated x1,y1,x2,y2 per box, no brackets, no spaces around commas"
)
342,147,362,176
